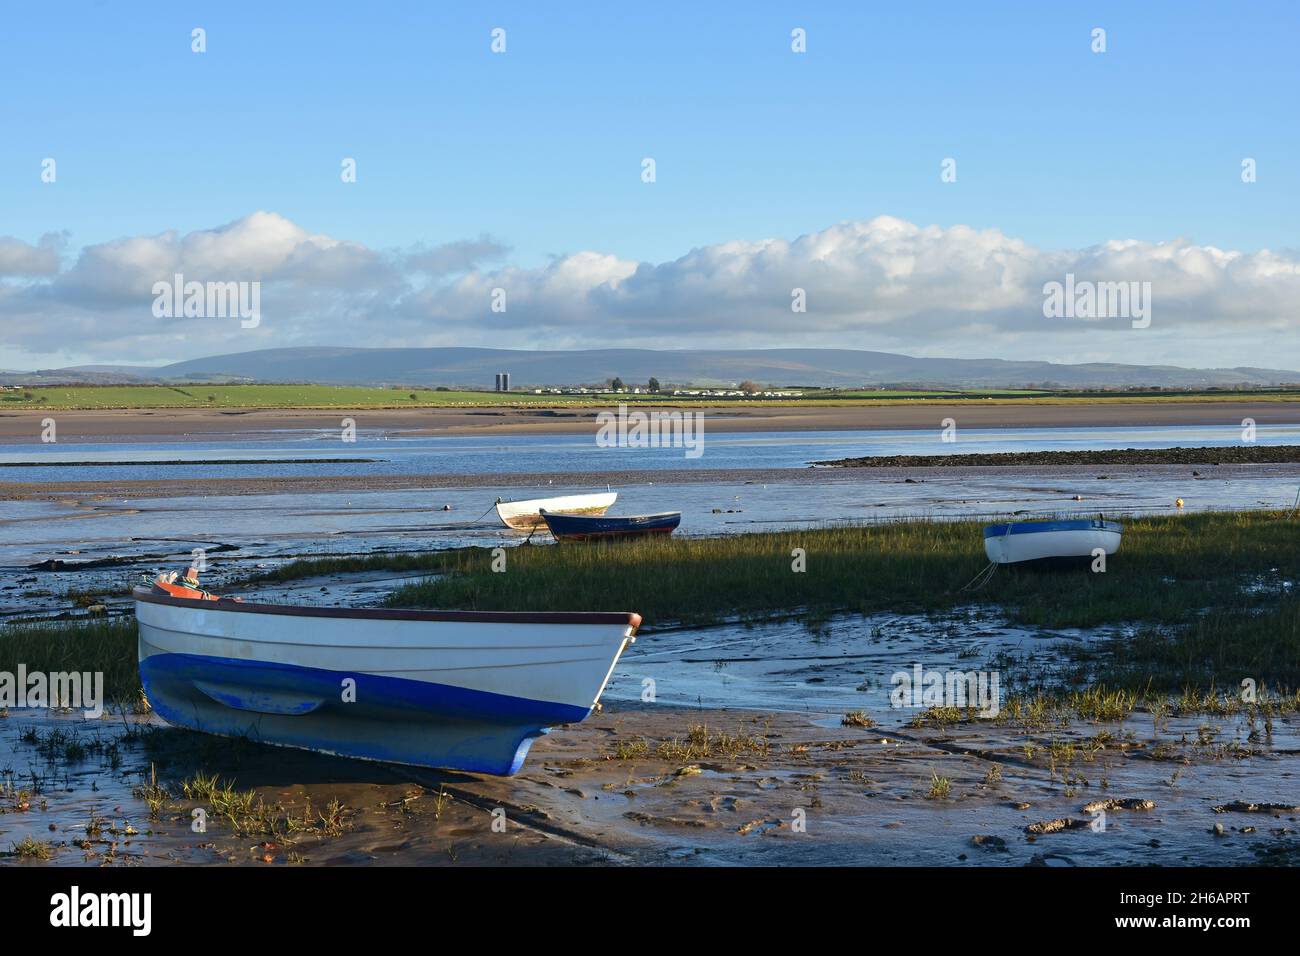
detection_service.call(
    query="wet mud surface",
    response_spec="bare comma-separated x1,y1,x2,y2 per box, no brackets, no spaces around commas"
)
3,605,1298,867
2,697,1296,867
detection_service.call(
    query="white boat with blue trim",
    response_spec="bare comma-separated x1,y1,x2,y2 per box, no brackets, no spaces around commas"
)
983,517,1123,564
134,575,640,775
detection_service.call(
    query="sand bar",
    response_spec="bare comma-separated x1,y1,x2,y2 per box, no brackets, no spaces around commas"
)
4,461,1299,502
2,400,1299,442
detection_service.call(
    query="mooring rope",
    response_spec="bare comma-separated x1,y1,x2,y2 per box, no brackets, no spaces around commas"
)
960,560,999,592
960,520,1014,592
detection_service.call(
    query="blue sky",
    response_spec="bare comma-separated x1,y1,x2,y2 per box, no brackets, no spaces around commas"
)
1,1,1298,369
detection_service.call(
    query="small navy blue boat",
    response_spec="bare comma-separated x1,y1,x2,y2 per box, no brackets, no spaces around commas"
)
541,509,681,541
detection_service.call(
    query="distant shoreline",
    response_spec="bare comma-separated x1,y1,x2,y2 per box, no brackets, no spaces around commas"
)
815,445,1300,468
5,461,1299,502
1,398,1298,443
0,457,383,467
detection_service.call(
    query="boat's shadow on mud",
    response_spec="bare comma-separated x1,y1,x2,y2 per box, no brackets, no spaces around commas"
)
137,723,479,788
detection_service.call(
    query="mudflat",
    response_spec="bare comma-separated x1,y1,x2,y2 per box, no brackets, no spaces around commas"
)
5,461,1300,502
2,400,1299,443
6,701,1295,866
816,445,1300,468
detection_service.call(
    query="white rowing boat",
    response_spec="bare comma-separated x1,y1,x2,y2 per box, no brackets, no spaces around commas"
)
135,578,639,775
983,518,1123,564
494,491,617,531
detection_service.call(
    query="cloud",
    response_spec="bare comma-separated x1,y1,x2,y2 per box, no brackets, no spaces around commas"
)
54,211,395,305
0,233,65,276
404,235,510,276
1,212,1298,368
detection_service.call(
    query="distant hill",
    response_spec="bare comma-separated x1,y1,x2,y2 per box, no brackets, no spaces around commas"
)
12,346,1300,390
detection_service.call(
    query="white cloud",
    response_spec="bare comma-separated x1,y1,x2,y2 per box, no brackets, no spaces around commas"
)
1,212,1297,369
0,233,64,276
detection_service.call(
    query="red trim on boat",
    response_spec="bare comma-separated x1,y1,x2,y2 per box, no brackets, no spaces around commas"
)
134,588,641,630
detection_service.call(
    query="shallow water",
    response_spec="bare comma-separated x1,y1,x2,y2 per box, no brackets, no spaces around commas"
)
3,460,1297,621
3,422,1298,482
605,609,1108,719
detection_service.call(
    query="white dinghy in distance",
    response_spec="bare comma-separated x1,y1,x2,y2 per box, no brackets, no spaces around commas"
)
495,491,617,531
135,574,639,775
983,517,1123,565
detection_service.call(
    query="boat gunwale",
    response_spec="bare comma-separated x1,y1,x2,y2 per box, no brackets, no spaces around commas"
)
539,510,682,522
496,491,617,510
981,518,1124,539
134,587,642,629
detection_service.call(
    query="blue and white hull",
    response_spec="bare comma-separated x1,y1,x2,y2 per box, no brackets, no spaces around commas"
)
541,510,681,541
135,589,640,775
983,518,1123,565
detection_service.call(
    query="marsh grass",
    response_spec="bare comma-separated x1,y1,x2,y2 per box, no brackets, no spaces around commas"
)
84,808,105,839
926,773,952,800
646,724,771,762
177,771,352,837
1069,686,1138,722
841,710,875,728
909,705,974,729
133,763,169,819
317,798,347,836
1094,596,1300,690
19,726,124,767
247,551,450,584
608,723,769,764
431,788,451,822
0,618,142,706
387,511,1300,689
612,737,651,760
388,512,1299,631
8,836,53,860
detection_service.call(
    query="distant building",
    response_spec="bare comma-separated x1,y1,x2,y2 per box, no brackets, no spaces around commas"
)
494,372,511,392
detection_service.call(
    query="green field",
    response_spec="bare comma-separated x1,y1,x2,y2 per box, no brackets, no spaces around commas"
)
4,382,1299,410
0,384,562,409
